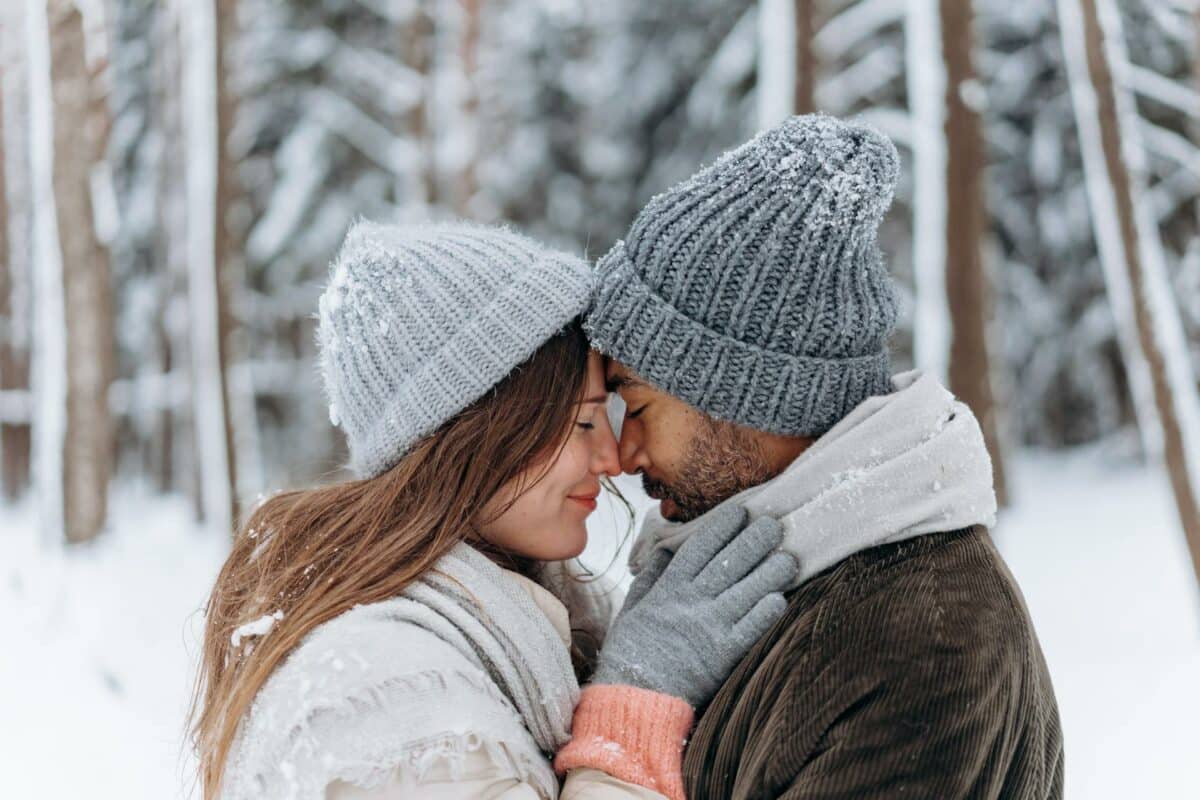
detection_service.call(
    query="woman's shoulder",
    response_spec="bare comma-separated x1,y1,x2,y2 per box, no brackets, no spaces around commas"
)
223,598,550,799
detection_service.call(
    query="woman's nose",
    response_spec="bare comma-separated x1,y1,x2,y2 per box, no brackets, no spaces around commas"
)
593,426,621,477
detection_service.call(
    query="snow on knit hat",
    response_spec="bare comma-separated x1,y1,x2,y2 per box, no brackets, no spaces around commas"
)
317,219,595,478
585,114,900,438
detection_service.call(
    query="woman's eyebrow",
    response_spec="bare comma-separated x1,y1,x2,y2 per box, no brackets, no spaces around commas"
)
579,394,608,405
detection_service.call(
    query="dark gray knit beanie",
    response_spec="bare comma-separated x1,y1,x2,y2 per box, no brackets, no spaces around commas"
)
585,114,900,438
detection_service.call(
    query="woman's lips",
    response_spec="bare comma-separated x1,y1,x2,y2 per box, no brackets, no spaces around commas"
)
568,494,599,511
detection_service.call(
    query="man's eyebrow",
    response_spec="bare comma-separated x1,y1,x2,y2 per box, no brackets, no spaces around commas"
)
605,374,648,393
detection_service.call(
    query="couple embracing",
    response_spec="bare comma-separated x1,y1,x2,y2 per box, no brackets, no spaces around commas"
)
191,115,1063,799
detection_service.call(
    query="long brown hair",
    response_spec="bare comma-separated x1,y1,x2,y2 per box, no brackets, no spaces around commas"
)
189,320,609,798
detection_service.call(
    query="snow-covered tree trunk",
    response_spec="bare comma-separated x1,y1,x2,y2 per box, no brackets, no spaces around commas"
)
758,0,796,128
940,0,1007,505
905,0,950,382
48,0,115,543
27,0,66,540
181,0,235,536
1058,0,1200,587
906,0,1008,504
0,18,33,502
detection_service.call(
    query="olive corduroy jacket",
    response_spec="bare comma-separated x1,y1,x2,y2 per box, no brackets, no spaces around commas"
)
682,526,1064,799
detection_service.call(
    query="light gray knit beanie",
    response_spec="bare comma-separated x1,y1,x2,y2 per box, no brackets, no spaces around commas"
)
317,219,595,478
585,113,900,438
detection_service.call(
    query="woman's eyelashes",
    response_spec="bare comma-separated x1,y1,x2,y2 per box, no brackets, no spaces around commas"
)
576,408,599,431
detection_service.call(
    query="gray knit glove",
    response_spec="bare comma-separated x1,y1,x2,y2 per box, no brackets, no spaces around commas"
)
592,505,796,707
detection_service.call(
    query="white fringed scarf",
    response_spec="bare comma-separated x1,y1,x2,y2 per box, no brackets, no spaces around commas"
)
221,543,612,799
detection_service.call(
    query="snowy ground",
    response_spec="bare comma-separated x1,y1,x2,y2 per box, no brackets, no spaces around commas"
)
2,448,1198,798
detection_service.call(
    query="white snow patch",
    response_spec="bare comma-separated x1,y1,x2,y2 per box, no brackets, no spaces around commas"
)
230,610,284,648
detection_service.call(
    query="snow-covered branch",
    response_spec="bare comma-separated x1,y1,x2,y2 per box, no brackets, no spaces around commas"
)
306,86,419,175
1138,118,1200,177
816,0,905,58
817,44,903,113
1120,62,1200,121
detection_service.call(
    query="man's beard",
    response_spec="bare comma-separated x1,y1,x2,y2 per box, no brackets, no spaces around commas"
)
642,417,776,523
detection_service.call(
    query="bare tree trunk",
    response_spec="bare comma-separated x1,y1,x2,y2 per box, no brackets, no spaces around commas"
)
457,0,480,215
1195,6,1200,103
48,0,115,543
940,0,1007,506
0,34,33,502
215,0,250,528
1059,0,1200,588
152,0,180,495
403,1,436,206
793,0,816,115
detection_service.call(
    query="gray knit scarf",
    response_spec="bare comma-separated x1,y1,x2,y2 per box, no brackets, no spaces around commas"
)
221,543,582,799
631,370,999,586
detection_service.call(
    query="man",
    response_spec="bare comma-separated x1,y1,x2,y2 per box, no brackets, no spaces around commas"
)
585,115,1063,798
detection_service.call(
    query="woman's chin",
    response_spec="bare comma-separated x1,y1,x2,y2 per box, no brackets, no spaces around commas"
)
540,527,587,562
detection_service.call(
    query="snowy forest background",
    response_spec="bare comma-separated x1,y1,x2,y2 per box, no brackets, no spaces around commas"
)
2,0,1200,797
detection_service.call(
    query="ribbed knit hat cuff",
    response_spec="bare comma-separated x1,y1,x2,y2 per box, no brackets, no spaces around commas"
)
350,252,594,478
585,243,892,438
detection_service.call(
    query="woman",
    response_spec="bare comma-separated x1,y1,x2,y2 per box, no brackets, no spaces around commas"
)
190,221,796,800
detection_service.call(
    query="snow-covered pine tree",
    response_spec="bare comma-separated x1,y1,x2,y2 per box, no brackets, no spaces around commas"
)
108,0,183,495
475,0,757,253
223,0,436,484
1058,0,1200,584
977,0,1120,446
1114,0,1200,378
